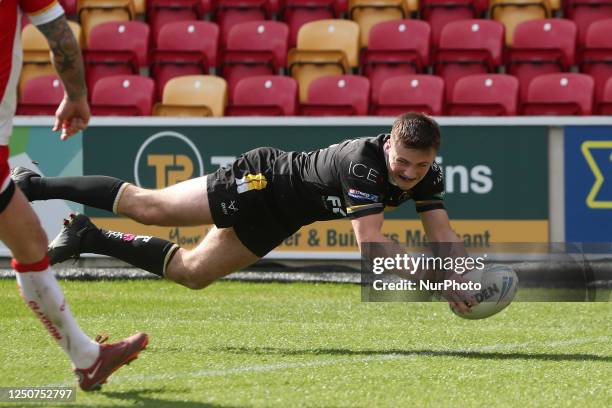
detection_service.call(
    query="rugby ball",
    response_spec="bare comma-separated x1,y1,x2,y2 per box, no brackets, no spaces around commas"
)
451,264,518,320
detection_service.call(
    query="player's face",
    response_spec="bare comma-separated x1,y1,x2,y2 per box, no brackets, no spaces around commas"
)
385,140,436,190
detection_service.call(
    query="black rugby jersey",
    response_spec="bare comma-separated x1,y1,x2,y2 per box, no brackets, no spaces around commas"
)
268,134,445,228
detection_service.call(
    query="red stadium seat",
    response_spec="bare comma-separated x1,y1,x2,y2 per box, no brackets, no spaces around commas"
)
371,75,445,116
596,77,612,114
301,75,370,115
433,19,505,100
152,21,219,101
420,0,477,46
61,0,78,15
578,18,612,101
564,0,612,46
226,76,298,115
361,20,431,103
281,0,339,47
215,0,270,44
522,73,595,115
222,21,289,99
91,75,156,116
148,0,202,43
506,19,577,99
473,0,488,15
17,75,64,115
84,21,150,94
448,74,519,115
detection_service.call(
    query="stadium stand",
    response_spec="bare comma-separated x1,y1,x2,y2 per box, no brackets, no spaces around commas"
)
287,19,360,102
447,73,519,115
151,21,219,100
83,21,150,96
17,75,64,115
78,0,135,43
91,75,155,115
215,0,270,43
16,0,611,118
19,21,82,96
506,19,577,98
282,0,339,47
564,0,612,46
348,0,409,48
420,0,476,46
490,0,550,45
361,19,431,103
222,21,289,99
596,77,612,115
147,0,202,43
371,74,445,115
226,76,298,115
300,75,370,115
433,19,504,100
522,73,595,115
153,75,228,116
578,18,612,101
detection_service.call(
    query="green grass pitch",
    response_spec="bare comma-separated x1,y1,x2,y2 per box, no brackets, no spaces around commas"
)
0,280,610,408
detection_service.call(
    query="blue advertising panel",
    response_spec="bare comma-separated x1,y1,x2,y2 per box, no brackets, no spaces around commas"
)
565,126,612,242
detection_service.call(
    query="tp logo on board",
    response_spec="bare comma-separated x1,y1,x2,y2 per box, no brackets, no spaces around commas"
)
134,131,204,188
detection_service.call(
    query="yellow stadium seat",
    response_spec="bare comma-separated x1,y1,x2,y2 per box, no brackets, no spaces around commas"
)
153,75,227,117
287,19,360,102
406,0,418,13
78,0,135,43
19,21,83,95
349,0,409,48
134,0,145,14
490,0,551,45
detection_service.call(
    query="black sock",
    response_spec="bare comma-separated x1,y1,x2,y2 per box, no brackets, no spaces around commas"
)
29,176,126,213
80,227,179,277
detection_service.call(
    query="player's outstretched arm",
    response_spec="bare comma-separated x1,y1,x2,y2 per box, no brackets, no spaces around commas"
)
353,211,473,314
351,212,387,246
37,15,89,140
419,208,466,253
419,208,477,313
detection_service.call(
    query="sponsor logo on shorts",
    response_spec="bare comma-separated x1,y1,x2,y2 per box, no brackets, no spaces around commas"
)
347,189,379,202
236,173,267,194
221,200,238,215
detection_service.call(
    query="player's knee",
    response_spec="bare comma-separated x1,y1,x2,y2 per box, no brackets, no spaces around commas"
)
131,195,167,225
182,257,216,290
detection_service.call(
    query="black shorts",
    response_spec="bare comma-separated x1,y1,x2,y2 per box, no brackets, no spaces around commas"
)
206,147,300,257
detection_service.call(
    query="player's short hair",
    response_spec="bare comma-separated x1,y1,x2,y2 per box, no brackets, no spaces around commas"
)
391,112,441,151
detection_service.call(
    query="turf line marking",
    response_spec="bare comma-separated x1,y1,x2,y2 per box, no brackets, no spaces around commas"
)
47,335,610,387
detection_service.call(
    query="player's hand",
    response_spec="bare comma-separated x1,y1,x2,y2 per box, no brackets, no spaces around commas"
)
440,270,476,315
53,95,90,140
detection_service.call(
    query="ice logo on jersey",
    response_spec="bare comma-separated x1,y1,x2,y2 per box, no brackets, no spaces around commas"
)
325,196,347,217
348,189,379,202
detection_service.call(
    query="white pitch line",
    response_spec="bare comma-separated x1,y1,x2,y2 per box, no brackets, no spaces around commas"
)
47,335,610,387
